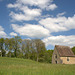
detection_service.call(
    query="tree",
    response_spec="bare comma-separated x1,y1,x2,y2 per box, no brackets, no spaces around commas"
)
4,38,9,51
2,49,6,57
44,50,53,63
8,38,15,57
72,46,75,55
0,36,54,63
22,39,31,59
33,39,46,62
21,40,26,58
0,38,4,57
13,36,22,57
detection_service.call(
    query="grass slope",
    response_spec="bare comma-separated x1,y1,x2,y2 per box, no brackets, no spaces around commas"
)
0,57,75,75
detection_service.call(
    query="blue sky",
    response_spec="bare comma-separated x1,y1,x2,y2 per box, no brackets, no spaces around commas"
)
0,0,75,50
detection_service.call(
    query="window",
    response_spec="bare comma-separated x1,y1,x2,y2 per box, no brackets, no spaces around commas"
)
67,57,69,61
55,54,57,58
55,60,57,64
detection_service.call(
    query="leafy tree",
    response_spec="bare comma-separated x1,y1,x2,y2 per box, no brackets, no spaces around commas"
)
32,39,46,62
8,38,15,57
72,46,75,55
7,52,15,57
22,39,31,59
13,36,22,57
4,38,9,51
2,49,6,57
17,52,23,58
0,38,4,57
0,37,54,63
44,50,53,63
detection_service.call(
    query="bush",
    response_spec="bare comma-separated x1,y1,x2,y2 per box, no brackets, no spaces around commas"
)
17,53,23,58
38,58,45,62
2,50,6,57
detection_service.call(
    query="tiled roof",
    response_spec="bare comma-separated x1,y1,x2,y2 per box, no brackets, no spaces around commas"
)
55,45,75,57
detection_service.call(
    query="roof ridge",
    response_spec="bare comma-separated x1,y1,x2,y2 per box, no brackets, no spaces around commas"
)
55,45,75,57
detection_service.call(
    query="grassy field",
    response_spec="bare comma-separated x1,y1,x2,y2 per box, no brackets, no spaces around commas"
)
0,57,75,75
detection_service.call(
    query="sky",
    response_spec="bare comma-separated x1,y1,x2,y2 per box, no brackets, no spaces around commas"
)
0,0,75,50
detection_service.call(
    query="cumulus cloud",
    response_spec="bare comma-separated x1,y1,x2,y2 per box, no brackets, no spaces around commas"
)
7,3,21,8
17,0,50,8
9,7,42,21
20,6,41,16
7,0,75,48
8,0,56,9
11,24,50,38
46,4,57,10
7,0,57,21
0,26,7,38
39,15,75,33
10,32,17,36
9,12,33,21
43,35,75,47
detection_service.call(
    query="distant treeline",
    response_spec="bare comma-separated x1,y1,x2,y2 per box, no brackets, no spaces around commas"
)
0,36,53,63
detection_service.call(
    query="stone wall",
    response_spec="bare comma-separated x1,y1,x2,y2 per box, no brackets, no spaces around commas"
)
60,57,75,64
52,47,75,64
52,47,62,64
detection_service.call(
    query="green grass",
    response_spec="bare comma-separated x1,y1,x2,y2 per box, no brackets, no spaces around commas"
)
0,57,75,75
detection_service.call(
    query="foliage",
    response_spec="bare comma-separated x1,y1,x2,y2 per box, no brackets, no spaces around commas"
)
13,36,22,57
7,52,15,57
32,39,46,62
2,49,6,57
0,36,54,63
38,58,45,62
44,50,53,63
72,46,75,55
17,53,23,58
0,38,4,57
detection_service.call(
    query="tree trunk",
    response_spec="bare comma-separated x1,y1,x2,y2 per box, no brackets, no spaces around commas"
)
9,52,11,57
14,49,16,57
37,53,39,62
1,51,2,57
28,53,30,59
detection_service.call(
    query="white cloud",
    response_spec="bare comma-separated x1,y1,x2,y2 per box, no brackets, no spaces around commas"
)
0,26,7,38
0,31,7,38
9,12,32,21
39,15,75,33
7,0,75,49
9,6,42,21
20,6,41,17
57,12,66,17
11,24,50,38
10,32,17,36
46,4,57,11
43,35,75,47
7,3,21,8
16,0,54,9
7,0,57,21
7,0,57,10
0,26,4,31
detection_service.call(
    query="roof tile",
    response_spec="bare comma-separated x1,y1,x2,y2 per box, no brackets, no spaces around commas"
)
55,45,75,57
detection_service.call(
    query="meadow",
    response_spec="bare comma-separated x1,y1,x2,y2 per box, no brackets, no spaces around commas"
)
0,57,75,75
